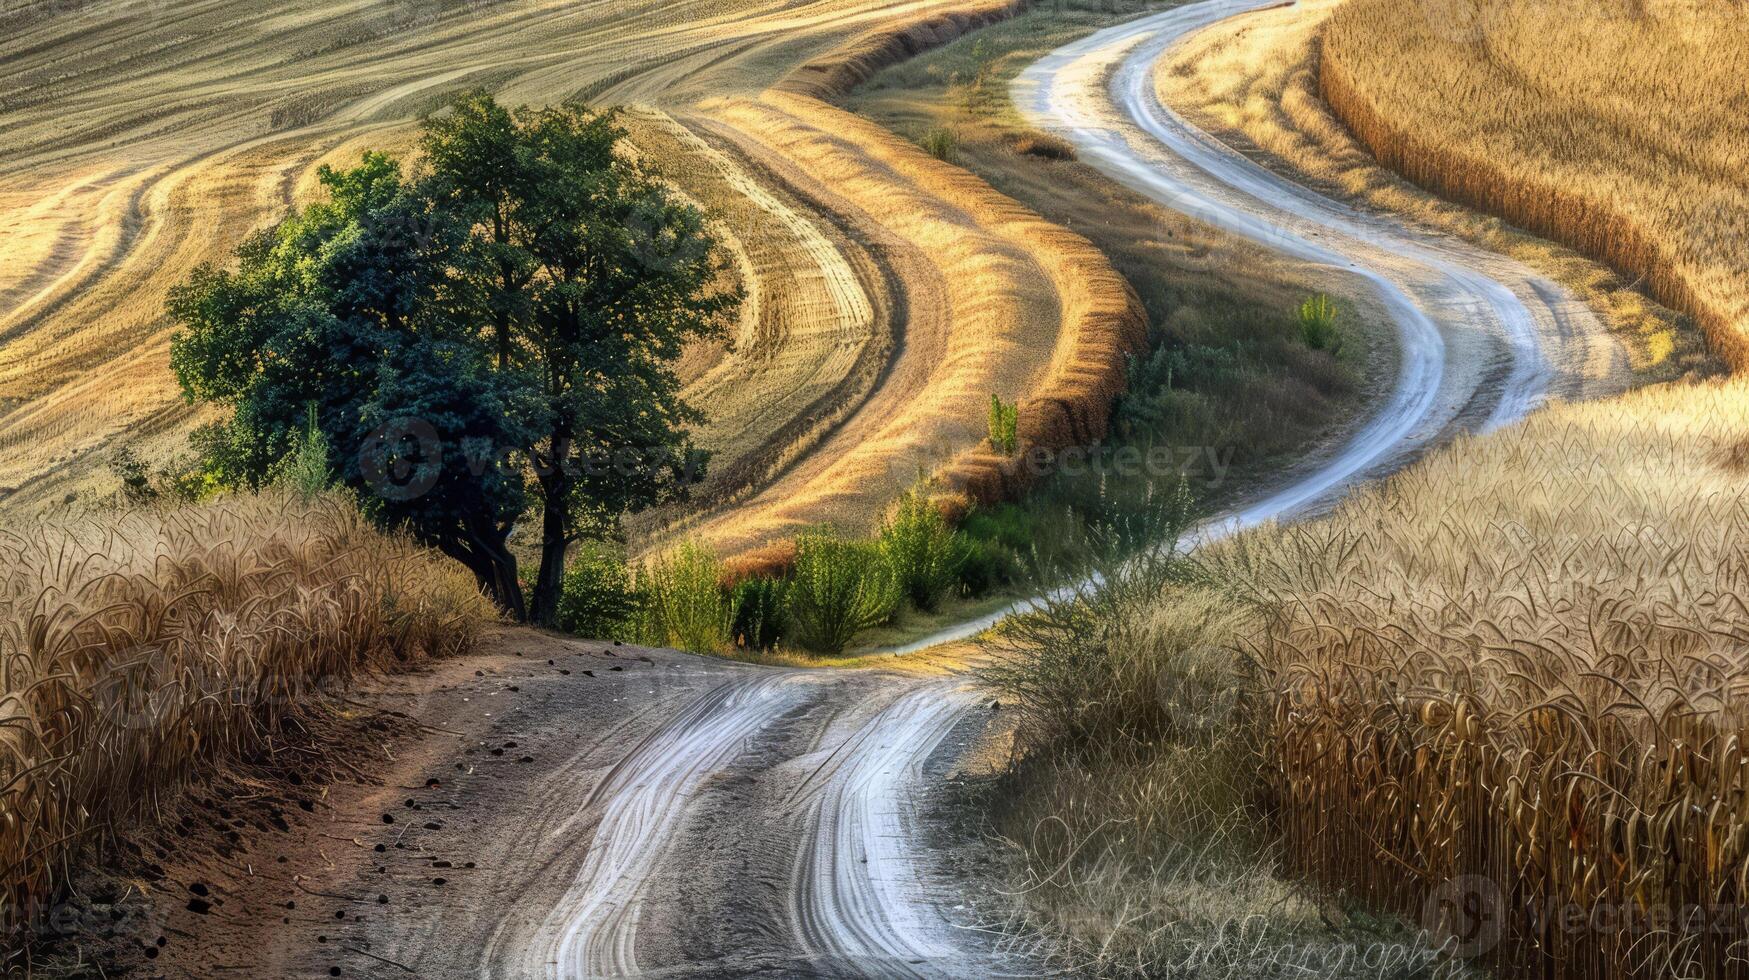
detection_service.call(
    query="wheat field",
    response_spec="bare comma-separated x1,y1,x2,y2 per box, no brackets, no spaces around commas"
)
1318,0,1749,370
1155,0,1713,378
0,493,487,942
996,375,1749,977
1222,375,1749,977
0,0,1143,558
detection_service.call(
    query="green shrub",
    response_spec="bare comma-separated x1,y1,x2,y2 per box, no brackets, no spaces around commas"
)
920,127,957,162
557,542,641,640
879,488,965,612
636,542,733,653
961,503,1036,553
788,531,899,655
1297,293,1342,352
730,575,788,650
271,404,335,501
956,537,1023,596
988,392,1019,455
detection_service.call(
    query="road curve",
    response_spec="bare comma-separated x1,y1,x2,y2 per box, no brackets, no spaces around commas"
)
897,0,1631,652
1015,0,1627,529
456,3,1638,975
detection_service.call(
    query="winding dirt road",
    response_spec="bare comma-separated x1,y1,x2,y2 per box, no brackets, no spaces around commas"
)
431,2,1634,972
117,3,1631,977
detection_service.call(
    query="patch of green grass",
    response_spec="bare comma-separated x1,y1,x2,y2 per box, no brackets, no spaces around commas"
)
1297,293,1342,352
919,126,957,161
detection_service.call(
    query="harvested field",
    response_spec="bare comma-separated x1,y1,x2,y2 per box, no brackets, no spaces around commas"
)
0,0,1141,564
1156,0,1715,380
686,89,1144,553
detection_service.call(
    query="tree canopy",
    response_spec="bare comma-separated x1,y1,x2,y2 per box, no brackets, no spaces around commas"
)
169,92,739,621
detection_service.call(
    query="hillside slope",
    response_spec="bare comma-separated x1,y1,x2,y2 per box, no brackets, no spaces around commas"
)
0,0,1142,556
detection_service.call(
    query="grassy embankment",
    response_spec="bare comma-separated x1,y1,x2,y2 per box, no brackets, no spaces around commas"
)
0,495,488,956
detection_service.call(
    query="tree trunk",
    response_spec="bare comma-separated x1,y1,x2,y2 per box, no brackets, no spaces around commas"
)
481,541,529,623
441,532,527,622
529,439,573,628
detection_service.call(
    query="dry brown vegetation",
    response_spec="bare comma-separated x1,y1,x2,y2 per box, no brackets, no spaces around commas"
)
0,494,487,944
1157,0,1713,380
1247,376,1749,978
992,375,1749,977
1319,0,1749,369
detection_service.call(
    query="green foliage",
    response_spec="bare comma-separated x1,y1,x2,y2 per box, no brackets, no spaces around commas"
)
730,576,788,651
787,531,899,655
1297,293,1342,352
271,404,334,501
109,441,232,505
165,91,740,621
879,486,965,612
557,541,642,640
636,542,733,654
988,392,1019,455
956,537,1024,597
960,503,1036,554
920,127,958,162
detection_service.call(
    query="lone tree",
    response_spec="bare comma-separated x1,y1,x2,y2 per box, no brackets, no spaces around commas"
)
169,92,738,622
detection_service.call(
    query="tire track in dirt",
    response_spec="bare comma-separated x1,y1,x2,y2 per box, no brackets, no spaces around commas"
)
531,674,816,978
787,680,982,977
483,664,995,978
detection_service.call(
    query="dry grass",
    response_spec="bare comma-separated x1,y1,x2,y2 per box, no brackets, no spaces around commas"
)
0,493,488,942
1232,376,1749,978
1318,0,1748,368
1157,0,1713,380
993,375,1749,977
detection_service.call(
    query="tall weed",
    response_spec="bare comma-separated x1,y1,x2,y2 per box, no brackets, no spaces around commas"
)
636,542,733,654
787,530,898,655
879,487,965,611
